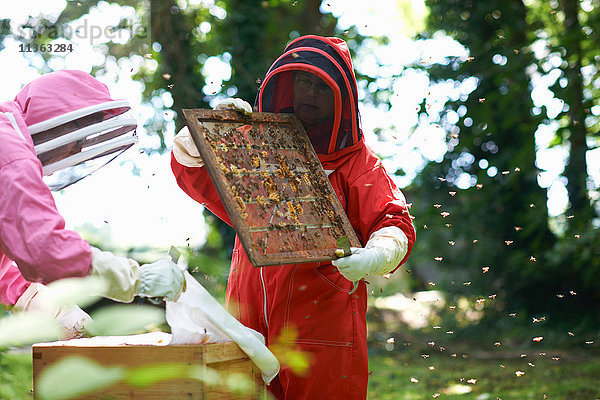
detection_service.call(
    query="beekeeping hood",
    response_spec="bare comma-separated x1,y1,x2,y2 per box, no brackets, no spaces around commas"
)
255,35,362,161
15,70,138,191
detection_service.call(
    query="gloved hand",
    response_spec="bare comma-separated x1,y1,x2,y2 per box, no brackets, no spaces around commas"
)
173,126,204,168
90,246,141,303
137,258,185,302
13,283,93,340
56,305,94,340
172,98,252,168
90,247,186,302
214,98,253,116
332,226,409,282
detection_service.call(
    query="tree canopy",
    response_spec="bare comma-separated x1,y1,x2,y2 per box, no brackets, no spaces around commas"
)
2,0,599,333
410,0,600,330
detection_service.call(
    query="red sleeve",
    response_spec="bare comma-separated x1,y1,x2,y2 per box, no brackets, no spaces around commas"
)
338,147,415,270
170,152,232,226
347,166,415,266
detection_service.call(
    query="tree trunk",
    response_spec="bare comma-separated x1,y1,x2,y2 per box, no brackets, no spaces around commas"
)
559,0,593,227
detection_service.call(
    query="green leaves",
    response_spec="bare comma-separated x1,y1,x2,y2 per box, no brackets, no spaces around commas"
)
411,0,600,332
35,357,256,400
0,312,60,348
88,305,165,337
125,363,189,387
37,357,124,400
45,276,107,310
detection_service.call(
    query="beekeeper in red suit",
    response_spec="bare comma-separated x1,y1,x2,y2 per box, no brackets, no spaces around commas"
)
0,70,185,339
171,36,415,399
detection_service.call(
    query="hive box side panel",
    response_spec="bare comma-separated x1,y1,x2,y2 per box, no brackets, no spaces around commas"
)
32,342,264,400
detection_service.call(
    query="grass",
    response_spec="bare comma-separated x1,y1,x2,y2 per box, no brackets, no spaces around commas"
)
367,346,600,400
0,350,33,400
3,345,600,400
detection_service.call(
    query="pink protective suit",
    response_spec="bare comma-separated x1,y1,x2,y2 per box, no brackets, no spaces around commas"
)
0,70,122,307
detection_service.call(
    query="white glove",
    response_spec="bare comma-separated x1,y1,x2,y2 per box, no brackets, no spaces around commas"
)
173,126,204,168
90,246,141,303
173,98,252,168
90,247,185,302
332,226,409,282
56,305,94,340
137,258,185,302
13,283,93,340
214,98,253,116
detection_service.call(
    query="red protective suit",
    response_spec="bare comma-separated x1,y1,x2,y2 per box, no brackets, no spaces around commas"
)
171,36,415,399
0,70,126,307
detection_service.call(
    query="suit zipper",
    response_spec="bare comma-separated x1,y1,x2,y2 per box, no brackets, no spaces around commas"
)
260,267,269,329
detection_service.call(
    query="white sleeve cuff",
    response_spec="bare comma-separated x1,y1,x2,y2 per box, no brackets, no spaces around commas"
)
13,282,60,317
173,126,204,168
90,247,140,303
366,226,409,275
214,98,253,115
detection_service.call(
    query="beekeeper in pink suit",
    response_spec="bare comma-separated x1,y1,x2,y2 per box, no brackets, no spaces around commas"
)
0,70,185,338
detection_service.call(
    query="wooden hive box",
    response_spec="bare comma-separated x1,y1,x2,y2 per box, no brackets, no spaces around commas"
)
32,340,265,399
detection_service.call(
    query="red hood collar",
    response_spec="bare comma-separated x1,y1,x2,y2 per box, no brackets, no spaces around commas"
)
256,35,362,158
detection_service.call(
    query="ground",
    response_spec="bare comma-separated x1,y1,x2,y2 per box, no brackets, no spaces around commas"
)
3,345,600,400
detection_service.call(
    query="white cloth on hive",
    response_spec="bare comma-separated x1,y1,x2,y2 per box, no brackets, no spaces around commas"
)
166,271,280,384
34,331,172,347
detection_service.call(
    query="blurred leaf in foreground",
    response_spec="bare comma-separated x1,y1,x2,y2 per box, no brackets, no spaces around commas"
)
269,326,313,377
88,305,164,336
127,362,254,394
125,362,190,387
38,358,255,399
223,372,254,395
45,276,107,310
0,312,59,347
37,356,124,400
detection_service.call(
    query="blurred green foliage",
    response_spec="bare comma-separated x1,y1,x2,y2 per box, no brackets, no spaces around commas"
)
1,5,599,399
0,352,33,400
406,0,600,334
35,356,256,400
